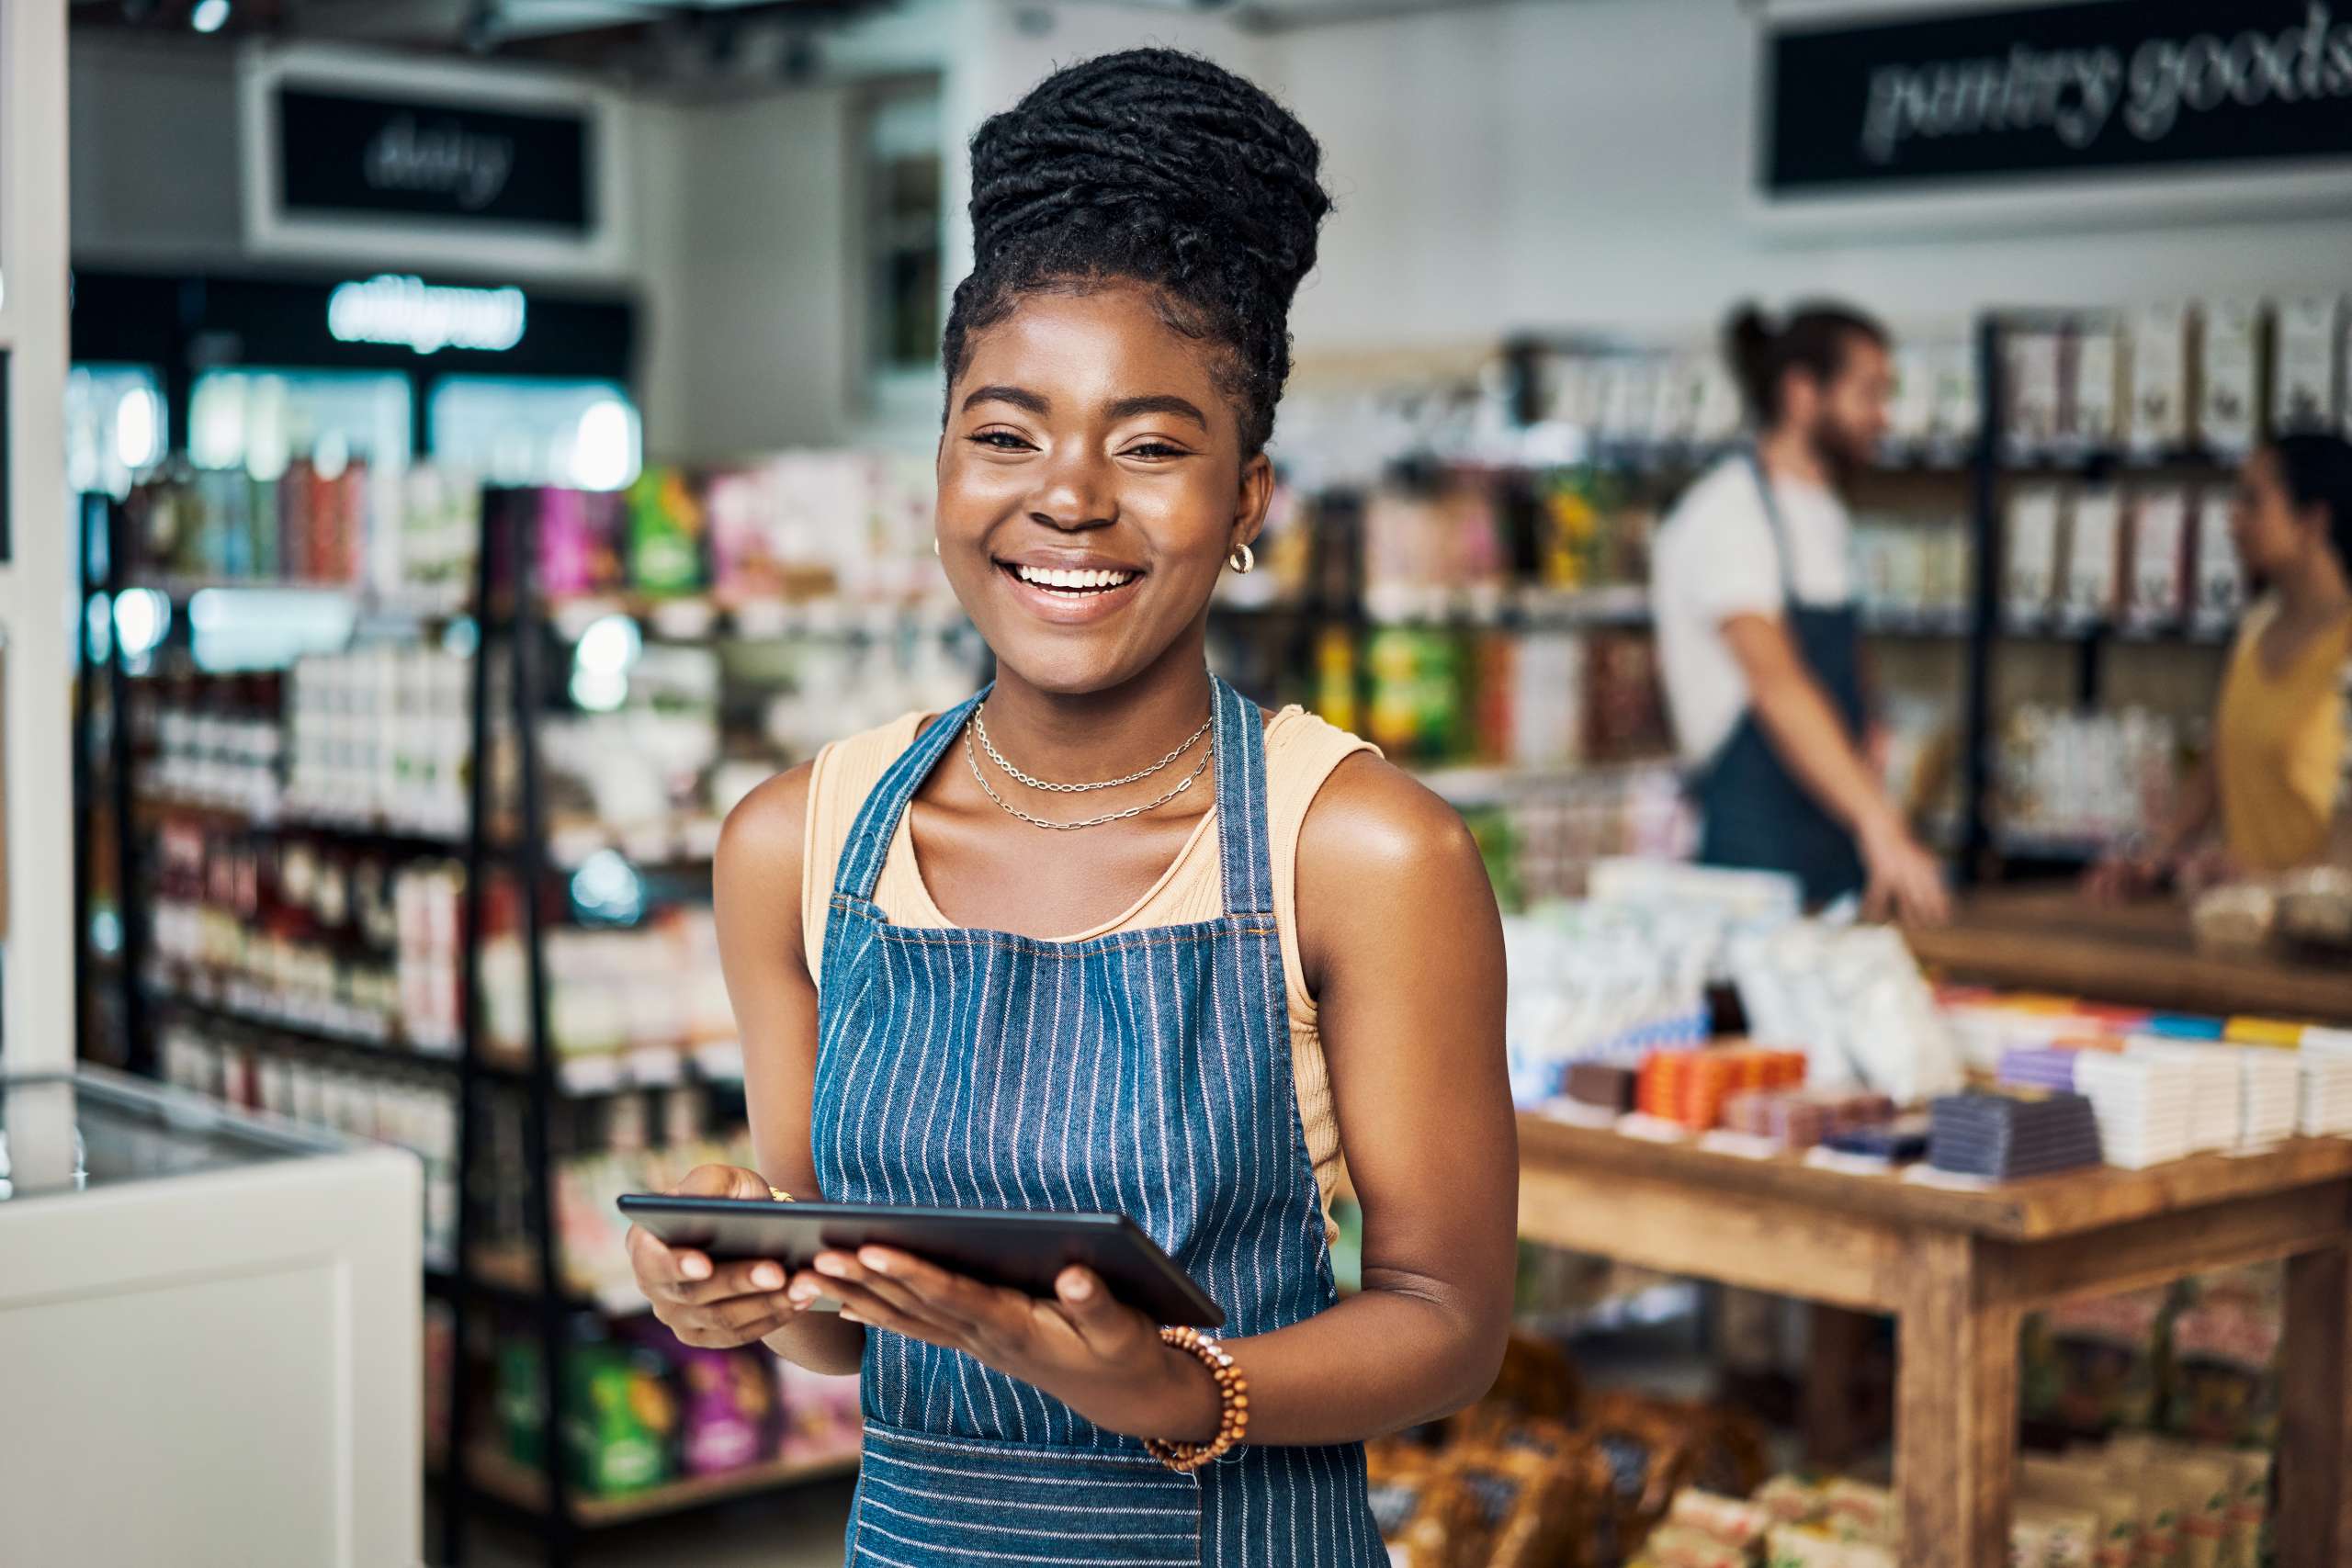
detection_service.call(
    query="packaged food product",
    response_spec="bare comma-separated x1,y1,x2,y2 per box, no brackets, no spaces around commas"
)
2023,1288,2171,1431
2199,299,2265,457
1632,1523,1748,1568
2008,331,2066,450
2073,326,2122,447
2125,489,2188,627
2219,1446,2271,1568
2129,302,2194,454
2165,1288,2283,1448
2063,490,2121,626
2013,1498,2099,1568
1470,1331,1585,1428
2020,1453,2143,1568
1753,1474,1825,1524
2149,1455,2235,1568
1666,1486,1771,1546
2271,296,2343,434
1444,1444,1582,1568
1817,1477,1896,1545
1366,1440,1483,1568
626,466,707,595
1764,1524,1895,1568
2006,487,2064,624
1578,1393,1702,1565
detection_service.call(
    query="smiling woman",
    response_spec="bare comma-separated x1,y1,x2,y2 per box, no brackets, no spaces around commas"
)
622,46,1516,1568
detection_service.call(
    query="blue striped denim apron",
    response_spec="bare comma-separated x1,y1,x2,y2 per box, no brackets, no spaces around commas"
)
812,675,1385,1567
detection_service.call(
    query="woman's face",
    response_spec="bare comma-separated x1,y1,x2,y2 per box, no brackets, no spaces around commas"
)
935,283,1271,697
2229,447,2318,580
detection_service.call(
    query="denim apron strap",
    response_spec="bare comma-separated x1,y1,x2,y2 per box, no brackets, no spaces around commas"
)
1689,451,1871,905
1209,675,1276,919
832,684,989,904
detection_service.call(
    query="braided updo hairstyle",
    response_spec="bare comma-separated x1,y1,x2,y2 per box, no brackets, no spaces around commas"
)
944,49,1333,456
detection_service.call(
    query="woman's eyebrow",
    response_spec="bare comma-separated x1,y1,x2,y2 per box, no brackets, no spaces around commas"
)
1104,394,1208,429
961,384,1049,415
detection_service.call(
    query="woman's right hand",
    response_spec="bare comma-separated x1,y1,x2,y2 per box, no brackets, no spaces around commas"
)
626,1163,807,1348
2084,851,2164,904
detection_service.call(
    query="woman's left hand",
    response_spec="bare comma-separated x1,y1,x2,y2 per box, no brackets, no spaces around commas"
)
787,1248,1219,1443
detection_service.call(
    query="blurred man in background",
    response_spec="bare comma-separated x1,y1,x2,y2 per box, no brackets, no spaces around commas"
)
1651,302,1950,924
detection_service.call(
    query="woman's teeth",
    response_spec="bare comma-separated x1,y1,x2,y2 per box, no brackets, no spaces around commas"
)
1013,564,1137,592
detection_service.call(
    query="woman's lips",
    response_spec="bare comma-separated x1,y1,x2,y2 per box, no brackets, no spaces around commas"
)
995,560,1147,625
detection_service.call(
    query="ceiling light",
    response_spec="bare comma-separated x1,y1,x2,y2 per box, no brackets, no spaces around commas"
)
190,0,232,35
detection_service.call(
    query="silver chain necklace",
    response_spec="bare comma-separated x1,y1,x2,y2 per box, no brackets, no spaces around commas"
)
965,727,1212,831
973,703,1213,794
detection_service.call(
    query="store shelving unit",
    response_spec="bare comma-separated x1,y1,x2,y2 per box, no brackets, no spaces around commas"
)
1956,309,2250,876
74,485,859,1568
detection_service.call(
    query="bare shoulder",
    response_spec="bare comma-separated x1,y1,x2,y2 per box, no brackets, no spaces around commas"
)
716,760,817,892
1295,750,1487,896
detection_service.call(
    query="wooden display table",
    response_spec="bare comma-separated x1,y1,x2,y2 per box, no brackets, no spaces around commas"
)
1515,1113,2352,1568
1907,887,2352,1025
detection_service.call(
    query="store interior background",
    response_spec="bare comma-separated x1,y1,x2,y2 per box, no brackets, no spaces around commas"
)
20,0,2352,1565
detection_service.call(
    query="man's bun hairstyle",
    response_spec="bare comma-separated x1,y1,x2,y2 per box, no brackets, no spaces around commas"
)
944,48,1333,455
1723,299,1890,428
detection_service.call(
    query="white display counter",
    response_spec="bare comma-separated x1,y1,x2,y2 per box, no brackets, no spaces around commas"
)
0,1066,423,1568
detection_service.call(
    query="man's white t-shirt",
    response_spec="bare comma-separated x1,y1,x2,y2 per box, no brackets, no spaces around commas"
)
1650,456,1855,766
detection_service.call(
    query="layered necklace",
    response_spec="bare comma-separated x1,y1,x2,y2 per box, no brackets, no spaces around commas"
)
965,702,1213,831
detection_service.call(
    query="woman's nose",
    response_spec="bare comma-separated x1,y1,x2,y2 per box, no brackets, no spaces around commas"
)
1028,446,1116,531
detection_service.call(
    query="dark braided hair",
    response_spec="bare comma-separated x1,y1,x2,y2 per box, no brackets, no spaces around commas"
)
944,49,1333,456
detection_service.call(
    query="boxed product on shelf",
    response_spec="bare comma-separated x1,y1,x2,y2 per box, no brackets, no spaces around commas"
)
1994,705,2182,851
2163,1266,2285,1449
2060,489,2121,626
2126,302,2194,456
283,645,474,835
2199,299,2266,457
2007,331,2065,451
1851,517,1973,626
495,1325,678,1498
158,1023,460,1266
2124,489,2189,628
619,1322,784,1479
625,467,707,596
2071,324,2123,449
2004,486,2064,624
2189,492,2246,634
2023,1285,2173,1433
2272,296,2345,434
774,1359,862,1465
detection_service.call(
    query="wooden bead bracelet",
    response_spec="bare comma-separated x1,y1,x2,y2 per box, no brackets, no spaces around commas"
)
1143,1325,1250,1472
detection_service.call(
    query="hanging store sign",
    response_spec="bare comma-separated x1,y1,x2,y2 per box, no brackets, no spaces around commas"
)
242,48,630,278
326,275,527,355
277,87,591,231
1758,0,2352,215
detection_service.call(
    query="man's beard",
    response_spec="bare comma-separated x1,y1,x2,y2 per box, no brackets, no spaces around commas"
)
1808,417,1874,490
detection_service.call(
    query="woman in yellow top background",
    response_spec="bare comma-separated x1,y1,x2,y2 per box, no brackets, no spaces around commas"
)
2092,432,2352,897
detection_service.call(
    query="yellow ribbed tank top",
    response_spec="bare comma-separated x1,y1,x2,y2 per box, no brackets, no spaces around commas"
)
2216,597,2352,874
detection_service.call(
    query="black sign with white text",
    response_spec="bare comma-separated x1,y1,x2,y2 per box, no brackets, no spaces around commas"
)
1765,0,2352,196
277,87,593,231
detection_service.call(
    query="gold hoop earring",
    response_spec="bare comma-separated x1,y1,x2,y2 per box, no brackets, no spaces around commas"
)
1227,544,1255,575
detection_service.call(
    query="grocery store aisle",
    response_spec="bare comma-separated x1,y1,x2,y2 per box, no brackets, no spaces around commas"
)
461,1476,857,1567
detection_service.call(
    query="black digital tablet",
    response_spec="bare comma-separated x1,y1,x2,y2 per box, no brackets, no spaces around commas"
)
616,1195,1225,1328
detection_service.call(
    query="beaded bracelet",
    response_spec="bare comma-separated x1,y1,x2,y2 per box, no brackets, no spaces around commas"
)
1142,1325,1249,1473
